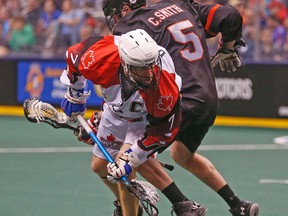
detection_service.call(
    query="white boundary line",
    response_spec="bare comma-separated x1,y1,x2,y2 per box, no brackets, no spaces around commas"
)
0,147,92,153
1,144,288,153
259,179,288,184
199,144,288,150
273,136,288,145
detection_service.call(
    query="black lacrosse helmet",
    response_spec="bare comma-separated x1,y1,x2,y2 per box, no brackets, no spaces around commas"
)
102,0,146,31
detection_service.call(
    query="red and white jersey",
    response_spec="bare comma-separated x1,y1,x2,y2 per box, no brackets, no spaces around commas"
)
60,35,182,159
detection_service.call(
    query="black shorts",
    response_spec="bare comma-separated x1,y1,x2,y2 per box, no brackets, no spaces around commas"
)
176,98,217,153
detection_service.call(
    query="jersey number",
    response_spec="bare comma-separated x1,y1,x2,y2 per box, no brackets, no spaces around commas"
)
168,20,204,62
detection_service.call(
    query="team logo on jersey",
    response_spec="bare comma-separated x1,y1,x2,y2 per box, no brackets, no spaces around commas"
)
156,95,173,111
100,134,122,150
81,50,95,69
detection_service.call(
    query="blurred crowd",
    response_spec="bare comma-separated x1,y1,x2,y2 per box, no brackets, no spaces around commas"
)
0,0,109,58
0,0,287,62
230,0,288,62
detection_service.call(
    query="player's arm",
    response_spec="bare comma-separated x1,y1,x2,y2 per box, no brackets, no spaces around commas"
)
60,45,90,121
194,3,245,72
107,98,181,181
195,4,242,41
134,97,181,162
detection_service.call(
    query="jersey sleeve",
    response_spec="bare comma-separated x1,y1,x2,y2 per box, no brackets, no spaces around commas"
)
195,3,243,42
60,42,87,89
60,35,121,89
130,50,182,162
130,97,181,163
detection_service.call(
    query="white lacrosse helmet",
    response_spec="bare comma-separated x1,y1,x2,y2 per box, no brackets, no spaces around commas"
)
118,29,161,89
118,29,159,67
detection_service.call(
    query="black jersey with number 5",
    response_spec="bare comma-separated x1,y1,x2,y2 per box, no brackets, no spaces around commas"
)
113,0,217,117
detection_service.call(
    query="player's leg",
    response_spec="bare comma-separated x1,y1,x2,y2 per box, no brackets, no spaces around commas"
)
116,143,139,216
138,158,173,191
138,157,207,216
93,106,135,215
171,108,259,215
170,141,227,191
91,155,120,197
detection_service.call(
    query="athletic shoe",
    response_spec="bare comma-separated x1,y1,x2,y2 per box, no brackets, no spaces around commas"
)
171,200,207,216
112,200,143,216
229,200,259,216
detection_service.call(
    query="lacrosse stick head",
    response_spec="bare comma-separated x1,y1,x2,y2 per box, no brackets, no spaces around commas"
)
23,98,68,128
129,179,160,216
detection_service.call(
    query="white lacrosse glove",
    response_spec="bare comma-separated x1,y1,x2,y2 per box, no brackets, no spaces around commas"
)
211,39,245,73
61,87,90,122
107,149,141,183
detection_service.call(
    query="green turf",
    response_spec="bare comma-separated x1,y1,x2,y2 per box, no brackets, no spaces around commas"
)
1,116,288,215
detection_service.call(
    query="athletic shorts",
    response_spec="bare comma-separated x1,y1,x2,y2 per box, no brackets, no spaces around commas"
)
93,105,147,160
176,98,217,153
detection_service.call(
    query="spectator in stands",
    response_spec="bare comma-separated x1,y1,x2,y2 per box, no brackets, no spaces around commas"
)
267,0,287,22
259,26,284,61
38,0,61,30
6,0,23,17
0,6,11,42
8,15,36,51
56,0,84,47
21,0,41,30
94,17,111,36
239,7,257,59
79,24,93,41
37,0,61,47
282,16,288,58
0,21,9,57
265,15,286,51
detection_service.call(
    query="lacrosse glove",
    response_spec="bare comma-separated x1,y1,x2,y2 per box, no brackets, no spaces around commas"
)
74,112,101,145
107,149,141,183
211,38,245,73
61,87,90,122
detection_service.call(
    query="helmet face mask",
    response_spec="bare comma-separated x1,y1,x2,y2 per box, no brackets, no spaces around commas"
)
118,29,162,90
103,7,120,32
123,59,162,90
102,0,146,31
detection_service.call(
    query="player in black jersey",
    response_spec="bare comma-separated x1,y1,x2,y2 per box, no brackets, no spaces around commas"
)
101,0,259,216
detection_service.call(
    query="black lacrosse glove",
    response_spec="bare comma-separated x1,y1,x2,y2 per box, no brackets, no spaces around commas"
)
211,38,245,73
73,111,101,145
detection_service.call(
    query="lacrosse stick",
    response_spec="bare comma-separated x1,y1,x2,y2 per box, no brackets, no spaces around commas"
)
23,98,78,132
23,98,160,216
158,161,174,171
77,114,159,215
23,98,174,172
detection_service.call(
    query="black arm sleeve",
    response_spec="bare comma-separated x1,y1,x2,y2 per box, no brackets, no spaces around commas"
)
195,3,243,42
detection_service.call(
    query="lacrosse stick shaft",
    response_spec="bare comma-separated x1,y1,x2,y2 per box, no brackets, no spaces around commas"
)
158,160,174,171
76,115,129,184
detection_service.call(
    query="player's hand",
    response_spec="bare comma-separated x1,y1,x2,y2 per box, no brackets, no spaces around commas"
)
107,149,141,182
211,39,245,73
74,112,101,145
61,87,90,122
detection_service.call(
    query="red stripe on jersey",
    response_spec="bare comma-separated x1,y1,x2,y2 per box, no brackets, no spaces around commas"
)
140,69,179,118
205,4,220,32
78,36,121,88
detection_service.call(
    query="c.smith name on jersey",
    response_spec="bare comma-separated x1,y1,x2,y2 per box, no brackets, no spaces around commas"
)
148,4,183,26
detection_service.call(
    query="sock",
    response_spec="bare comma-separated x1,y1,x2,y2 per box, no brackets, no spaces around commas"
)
161,182,188,205
217,184,241,208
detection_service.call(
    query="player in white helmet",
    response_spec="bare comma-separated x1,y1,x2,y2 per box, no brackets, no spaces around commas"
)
60,29,188,215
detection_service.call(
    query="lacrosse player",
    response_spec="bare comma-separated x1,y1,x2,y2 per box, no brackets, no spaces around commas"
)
100,0,260,216
60,29,200,216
